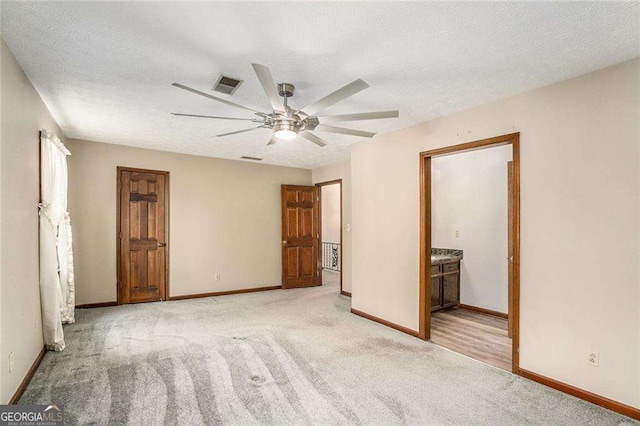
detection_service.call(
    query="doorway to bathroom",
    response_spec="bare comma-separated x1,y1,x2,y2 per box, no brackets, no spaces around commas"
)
316,180,343,295
419,133,520,373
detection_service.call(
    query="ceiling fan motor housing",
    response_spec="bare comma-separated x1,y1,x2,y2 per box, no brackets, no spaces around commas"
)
277,83,295,98
274,120,300,134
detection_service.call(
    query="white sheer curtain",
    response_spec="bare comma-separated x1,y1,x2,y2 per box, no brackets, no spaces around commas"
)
39,129,75,351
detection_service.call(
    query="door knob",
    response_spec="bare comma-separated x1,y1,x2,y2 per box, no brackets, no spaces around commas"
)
282,240,287,244
158,242,167,247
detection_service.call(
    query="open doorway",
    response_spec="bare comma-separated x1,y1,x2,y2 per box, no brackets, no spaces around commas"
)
316,180,342,294
419,133,520,373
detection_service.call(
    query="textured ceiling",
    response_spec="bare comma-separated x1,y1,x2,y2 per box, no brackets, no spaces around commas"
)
2,2,638,169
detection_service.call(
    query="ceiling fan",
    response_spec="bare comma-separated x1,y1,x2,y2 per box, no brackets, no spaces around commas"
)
171,64,399,147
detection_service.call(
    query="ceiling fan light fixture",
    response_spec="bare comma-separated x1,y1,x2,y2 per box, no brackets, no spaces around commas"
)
275,129,297,140
274,122,297,140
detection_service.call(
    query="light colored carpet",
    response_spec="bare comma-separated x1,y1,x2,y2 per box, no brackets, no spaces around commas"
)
322,269,341,289
21,272,636,425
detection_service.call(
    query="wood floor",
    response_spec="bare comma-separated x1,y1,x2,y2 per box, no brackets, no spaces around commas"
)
430,307,512,371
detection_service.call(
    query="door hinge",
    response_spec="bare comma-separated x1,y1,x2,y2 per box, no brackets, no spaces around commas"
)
119,281,122,289
119,232,123,239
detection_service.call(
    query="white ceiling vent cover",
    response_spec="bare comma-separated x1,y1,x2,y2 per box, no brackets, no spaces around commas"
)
212,75,243,95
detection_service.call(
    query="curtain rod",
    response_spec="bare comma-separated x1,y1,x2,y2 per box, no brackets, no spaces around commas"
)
41,129,71,156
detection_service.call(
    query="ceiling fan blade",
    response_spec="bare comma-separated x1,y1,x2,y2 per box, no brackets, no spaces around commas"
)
267,134,277,146
318,110,399,122
299,79,369,116
215,126,265,137
316,124,376,138
300,131,328,147
172,83,262,115
251,64,284,112
172,113,258,121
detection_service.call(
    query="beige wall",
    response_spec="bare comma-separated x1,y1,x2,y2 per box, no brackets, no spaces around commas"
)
351,58,640,407
0,38,64,403
312,161,352,293
66,139,311,304
320,183,341,279
321,184,341,244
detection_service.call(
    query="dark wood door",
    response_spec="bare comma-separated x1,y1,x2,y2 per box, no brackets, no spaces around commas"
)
281,185,320,288
118,168,169,304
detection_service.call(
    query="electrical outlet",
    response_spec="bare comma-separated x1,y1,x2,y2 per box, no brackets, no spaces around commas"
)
587,351,599,367
455,230,460,238
35,319,39,335
215,273,221,281
9,352,14,373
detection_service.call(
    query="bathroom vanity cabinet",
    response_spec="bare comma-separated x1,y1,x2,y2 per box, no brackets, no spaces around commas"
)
430,259,461,312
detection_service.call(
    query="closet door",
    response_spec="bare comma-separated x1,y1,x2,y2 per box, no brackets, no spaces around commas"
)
118,168,169,304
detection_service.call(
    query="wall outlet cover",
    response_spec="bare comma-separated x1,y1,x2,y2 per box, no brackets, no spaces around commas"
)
9,352,14,373
215,273,221,281
587,351,599,367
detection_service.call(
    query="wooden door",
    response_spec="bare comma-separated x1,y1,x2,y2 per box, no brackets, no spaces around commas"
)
281,185,320,288
118,168,169,304
507,161,514,338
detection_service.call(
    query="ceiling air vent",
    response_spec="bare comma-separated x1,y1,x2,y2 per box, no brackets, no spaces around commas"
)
240,156,263,161
212,75,243,95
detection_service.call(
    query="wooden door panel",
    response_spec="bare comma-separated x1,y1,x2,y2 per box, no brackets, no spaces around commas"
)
300,246,315,277
286,248,299,277
281,185,320,288
286,190,297,202
118,168,169,304
147,251,156,288
130,252,139,289
148,202,157,238
130,201,140,239
131,173,158,183
286,208,298,239
300,208,313,238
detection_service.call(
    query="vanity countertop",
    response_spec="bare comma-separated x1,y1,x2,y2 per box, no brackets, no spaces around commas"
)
431,248,463,265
